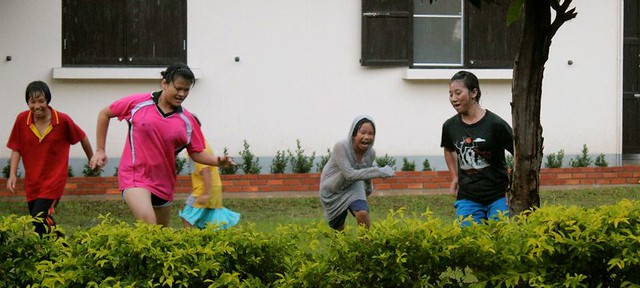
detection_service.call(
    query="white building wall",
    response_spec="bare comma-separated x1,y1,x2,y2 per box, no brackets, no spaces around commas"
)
0,0,623,172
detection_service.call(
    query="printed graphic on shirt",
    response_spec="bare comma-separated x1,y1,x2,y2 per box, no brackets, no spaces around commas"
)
455,136,490,171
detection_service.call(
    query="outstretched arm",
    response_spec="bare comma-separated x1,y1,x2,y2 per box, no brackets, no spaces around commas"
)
90,106,115,169
190,151,236,168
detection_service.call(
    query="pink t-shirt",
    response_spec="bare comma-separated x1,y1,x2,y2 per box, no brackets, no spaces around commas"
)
110,92,205,201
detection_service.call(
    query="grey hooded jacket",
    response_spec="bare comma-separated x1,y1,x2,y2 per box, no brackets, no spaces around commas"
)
319,115,394,222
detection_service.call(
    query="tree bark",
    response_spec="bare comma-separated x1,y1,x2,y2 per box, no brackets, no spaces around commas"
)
508,0,552,216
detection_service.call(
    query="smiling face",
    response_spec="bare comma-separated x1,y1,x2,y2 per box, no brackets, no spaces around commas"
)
449,79,478,115
352,122,375,154
27,92,49,120
160,76,192,109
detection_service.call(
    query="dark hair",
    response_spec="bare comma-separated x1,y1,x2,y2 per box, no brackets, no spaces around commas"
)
450,70,481,103
351,118,376,138
161,62,196,86
25,81,52,104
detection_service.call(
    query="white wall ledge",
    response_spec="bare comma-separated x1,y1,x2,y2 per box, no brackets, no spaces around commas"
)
52,67,202,80
403,68,513,80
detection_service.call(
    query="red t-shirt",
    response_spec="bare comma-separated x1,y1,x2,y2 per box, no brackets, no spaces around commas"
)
6,107,86,201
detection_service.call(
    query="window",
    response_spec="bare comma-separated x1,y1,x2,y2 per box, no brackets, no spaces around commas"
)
361,0,521,68
62,0,186,67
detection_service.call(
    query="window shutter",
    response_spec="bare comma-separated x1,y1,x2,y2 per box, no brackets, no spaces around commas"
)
126,0,187,66
465,0,521,68
361,0,413,66
62,0,125,66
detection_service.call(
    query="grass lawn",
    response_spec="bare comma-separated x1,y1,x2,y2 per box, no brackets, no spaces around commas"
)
1,185,639,234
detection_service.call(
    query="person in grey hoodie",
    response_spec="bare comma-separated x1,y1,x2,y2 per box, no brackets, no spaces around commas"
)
319,115,395,230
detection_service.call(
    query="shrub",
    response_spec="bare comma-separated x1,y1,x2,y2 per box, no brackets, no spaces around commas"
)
375,154,396,170
113,167,118,177
506,154,514,169
270,150,288,174
2,159,21,178
595,153,609,167
68,165,74,177
422,158,432,171
315,148,331,173
219,147,239,175
82,164,103,177
401,157,415,171
240,140,262,174
4,201,640,286
289,139,315,174
175,157,188,175
544,149,565,168
569,144,592,168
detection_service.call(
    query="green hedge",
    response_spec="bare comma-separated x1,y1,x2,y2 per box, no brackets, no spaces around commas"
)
2,201,640,287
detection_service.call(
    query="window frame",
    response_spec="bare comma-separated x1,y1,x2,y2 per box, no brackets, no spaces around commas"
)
361,0,521,69
61,0,187,67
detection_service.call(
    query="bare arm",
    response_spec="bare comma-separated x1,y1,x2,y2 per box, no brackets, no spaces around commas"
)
444,147,459,198
189,150,235,167
79,136,94,162
90,106,115,169
6,150,21,193
195,167,213,205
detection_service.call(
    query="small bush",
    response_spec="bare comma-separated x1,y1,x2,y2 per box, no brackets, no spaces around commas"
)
569,144,592,168
82,164,103,177
401,157,415,171
68,165,74,177
316,148,331,173
219,147,239,175
289,139,315,174
113,167,118,177
270,150,288,174
595,153,609,167
2,160,21,178
175,157,188,175
545,149,565,168
375,154,396,170
240,140,262,174
506,154,514,170
422,158,432,171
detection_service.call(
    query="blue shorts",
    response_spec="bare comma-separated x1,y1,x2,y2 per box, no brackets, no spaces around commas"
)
454,197,508,227
328,199,369,229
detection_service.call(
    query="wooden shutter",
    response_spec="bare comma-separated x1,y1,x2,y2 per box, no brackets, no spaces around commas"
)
62,0,125,66
465,0,521,68
126,0,187,66
361,0,413,66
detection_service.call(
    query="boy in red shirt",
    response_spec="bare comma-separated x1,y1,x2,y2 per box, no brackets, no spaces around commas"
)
6,81,94,237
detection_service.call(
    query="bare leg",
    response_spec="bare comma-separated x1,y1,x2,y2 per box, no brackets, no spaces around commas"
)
353,210,370,229
154,204,172,227
181,217,195,228
123,188,157,225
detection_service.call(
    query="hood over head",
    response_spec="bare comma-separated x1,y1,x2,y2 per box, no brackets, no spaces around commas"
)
348,114,376,148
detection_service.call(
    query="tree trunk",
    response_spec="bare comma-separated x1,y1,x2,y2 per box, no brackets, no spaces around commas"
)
508,1,553,216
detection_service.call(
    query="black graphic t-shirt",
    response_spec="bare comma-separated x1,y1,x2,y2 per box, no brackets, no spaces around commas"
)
440,110,513,205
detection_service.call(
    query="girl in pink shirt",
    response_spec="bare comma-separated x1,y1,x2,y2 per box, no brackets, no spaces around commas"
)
90,63,235,227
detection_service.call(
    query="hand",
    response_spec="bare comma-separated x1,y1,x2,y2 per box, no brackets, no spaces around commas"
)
195,193,211,206
217,156,237,168
379,165,395,178
90,150,108,169
6,175,16,194
449,178,459,199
